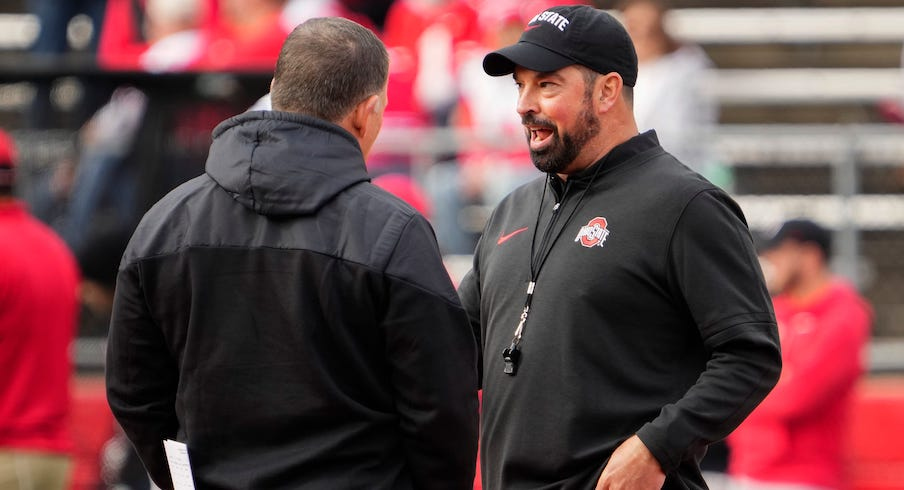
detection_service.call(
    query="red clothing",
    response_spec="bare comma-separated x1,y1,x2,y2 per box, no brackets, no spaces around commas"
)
372,173,432,218
98,0,216,71
0,200,80,454
728,280,872,489
190,7,287,72
382,0,482,119
96,0,147,70
382,0,482,59
190,24,287,71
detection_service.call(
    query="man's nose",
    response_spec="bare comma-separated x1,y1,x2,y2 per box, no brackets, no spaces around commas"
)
516,88,538,117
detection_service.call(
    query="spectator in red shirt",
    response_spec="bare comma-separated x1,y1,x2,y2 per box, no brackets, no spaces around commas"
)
729,219,872,490
190,0,289,71
0,129,81,490
98,0,207,71
382,0,482,125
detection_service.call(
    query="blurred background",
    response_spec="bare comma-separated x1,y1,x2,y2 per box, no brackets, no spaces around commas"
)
0,0,903,488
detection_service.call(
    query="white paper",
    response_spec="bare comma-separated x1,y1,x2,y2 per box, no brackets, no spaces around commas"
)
163,439,196,490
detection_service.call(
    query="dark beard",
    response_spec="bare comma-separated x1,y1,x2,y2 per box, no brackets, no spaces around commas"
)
524,98,601,174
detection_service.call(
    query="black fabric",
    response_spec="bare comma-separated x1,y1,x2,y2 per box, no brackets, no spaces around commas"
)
458,130,781,490
106,111,479,490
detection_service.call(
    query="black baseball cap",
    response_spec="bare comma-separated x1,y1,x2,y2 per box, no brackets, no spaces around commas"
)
761,219,832,258
482,5,638,86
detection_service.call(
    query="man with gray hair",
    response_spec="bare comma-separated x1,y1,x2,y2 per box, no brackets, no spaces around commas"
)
106,17,478,490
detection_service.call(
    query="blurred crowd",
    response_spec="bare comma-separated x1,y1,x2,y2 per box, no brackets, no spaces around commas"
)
23,0,722,261
24,0,609,258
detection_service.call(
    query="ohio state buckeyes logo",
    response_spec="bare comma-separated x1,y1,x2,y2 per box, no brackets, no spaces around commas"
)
575,217,610,248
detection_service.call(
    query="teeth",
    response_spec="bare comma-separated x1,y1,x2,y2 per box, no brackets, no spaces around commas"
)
528,126,553,143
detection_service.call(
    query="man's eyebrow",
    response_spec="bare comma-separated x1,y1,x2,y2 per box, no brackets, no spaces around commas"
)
513,69,566,81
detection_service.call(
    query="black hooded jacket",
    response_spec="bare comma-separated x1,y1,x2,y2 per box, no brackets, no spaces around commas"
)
106,111,479,489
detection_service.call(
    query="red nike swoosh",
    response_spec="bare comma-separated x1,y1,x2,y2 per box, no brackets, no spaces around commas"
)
497,227,529,245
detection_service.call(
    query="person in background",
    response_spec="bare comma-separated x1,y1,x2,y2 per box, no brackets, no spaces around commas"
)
27,0,108,128
729,219,872,490
459,5,781,488
619,0,717,176
98,0,204,72
28,0,106,56
106,17,477,489
189,0,289,71
25,0,107,129
382,0,483,126
139,0,204,72
279,0,376,34
0,129,81,490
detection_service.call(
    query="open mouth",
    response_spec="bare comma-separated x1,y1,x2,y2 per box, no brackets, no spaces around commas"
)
528,125,555,151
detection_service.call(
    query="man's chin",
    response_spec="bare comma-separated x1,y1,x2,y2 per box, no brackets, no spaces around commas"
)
530,156,556,173
531,152,564,174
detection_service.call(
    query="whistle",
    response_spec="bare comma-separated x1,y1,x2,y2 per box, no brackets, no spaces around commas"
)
502,345,521,376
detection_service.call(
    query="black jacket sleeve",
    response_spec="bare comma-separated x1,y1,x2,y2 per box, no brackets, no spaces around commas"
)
382,214,479,489
636,189,782,472
106,261,179,490
457,242,483,388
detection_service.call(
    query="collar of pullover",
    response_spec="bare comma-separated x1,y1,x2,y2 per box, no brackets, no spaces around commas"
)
549,130,662,197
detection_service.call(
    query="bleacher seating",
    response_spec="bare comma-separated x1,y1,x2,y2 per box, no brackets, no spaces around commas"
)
652,2,904,340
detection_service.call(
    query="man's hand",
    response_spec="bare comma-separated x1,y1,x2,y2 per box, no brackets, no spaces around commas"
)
595,435,666,490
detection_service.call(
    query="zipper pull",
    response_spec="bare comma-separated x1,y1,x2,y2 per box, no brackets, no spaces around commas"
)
553,202,560,212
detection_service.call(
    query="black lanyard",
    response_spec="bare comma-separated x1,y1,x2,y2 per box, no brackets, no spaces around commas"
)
502,161,604,375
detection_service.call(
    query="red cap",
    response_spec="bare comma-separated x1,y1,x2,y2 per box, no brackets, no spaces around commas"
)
0,129,17,168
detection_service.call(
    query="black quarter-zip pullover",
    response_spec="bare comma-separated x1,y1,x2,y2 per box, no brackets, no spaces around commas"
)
459,130,781,490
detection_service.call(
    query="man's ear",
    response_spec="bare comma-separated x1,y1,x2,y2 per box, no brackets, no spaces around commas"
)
595,73,623,113
350,94,381,137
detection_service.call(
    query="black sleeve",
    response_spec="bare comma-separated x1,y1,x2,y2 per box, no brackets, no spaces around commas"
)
457,240,483,388
636,189,782,472
106,261,179,490
382,214,479,489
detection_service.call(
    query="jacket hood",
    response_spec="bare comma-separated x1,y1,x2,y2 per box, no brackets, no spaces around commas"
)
205,111,370,216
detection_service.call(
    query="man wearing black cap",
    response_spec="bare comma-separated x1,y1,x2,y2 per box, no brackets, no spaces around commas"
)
728,219,871,490
459,5,782,489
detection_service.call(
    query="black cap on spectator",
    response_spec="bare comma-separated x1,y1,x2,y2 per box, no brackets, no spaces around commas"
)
762,219,832,259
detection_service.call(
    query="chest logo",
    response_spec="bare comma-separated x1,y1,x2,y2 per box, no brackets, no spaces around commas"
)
497,226,529,245
575,217,610,248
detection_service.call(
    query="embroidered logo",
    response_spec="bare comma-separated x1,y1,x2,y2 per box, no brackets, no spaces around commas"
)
527,10,571,31
575,217,610,248
497,227,529,245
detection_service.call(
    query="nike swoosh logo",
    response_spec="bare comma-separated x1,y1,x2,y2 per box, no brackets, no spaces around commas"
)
497,227,529,245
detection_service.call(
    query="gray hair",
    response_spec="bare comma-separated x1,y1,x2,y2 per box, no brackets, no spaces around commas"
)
271,17,389,123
